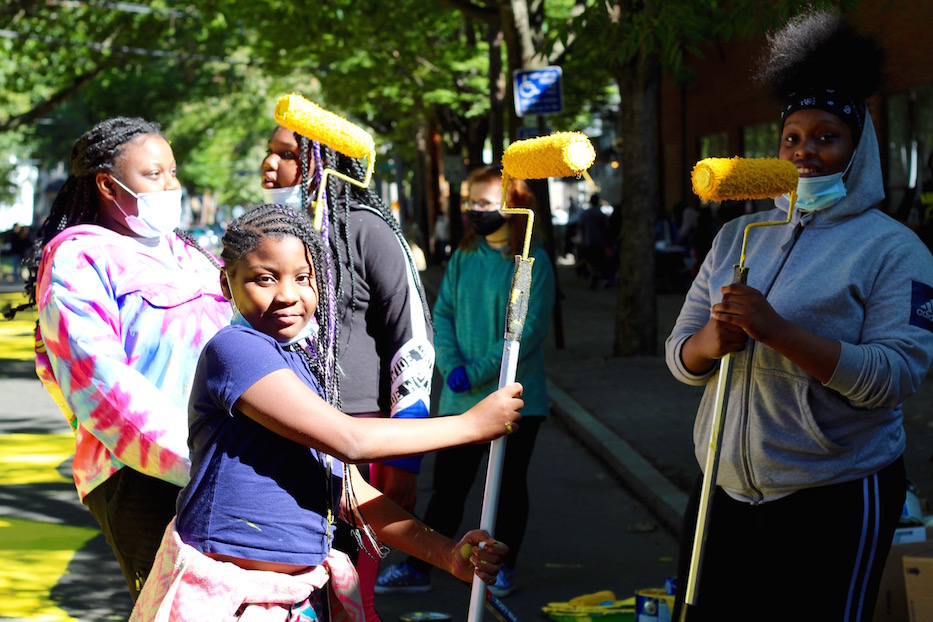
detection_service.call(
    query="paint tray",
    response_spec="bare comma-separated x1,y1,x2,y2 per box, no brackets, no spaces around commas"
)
541,590,635,621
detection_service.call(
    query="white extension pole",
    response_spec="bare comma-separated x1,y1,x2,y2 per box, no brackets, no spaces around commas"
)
682,350,733,610
467,340,521,621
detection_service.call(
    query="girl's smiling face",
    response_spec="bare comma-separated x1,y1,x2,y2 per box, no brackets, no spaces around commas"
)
221,235,317,343
779,109,856,177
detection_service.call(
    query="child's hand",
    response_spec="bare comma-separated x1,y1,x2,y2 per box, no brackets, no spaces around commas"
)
469,382,523,441
448,530,509,584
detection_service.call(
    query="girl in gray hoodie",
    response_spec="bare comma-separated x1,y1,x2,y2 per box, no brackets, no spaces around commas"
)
666,10,933,621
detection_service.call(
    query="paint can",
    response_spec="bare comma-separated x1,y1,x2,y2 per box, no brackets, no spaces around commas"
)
635,588,673,622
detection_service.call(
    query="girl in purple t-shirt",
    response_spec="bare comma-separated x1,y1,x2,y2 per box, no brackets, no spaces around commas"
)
132,204,523,621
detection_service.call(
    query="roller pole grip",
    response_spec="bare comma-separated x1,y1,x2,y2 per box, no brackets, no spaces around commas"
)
733,265,748,285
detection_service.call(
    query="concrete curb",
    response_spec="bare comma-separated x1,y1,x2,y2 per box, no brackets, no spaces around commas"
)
547,378,688,536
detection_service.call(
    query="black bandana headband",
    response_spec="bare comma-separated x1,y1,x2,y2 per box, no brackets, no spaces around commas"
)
781,87,866,140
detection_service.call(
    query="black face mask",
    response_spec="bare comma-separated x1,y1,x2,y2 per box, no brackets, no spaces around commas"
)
469,210,507,236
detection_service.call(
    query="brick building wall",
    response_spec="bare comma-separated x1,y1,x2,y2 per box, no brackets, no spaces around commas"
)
659,0,933,215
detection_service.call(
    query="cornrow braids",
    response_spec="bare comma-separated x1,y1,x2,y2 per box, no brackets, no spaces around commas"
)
6,118,161,320
220,203,340,406
298,133,313,213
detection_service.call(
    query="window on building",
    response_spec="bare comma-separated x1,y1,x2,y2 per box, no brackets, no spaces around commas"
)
742,121,780,159
887,85,933,221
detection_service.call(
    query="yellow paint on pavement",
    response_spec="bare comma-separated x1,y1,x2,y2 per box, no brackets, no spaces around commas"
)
0,517,97,621
0,291,37,361
0,434,73,486
0,432,87,621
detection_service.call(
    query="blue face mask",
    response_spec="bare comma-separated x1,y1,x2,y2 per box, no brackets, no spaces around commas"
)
261,184,305,209
785,150,856,213
225,272,316,346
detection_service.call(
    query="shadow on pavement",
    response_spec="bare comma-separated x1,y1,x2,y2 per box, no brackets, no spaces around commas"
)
0,359,40,380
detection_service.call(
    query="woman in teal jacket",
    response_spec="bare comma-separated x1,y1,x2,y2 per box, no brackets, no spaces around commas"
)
377,165,555,598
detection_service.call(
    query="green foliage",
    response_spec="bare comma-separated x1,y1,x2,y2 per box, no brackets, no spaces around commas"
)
0,0,859,223
1,0,257,207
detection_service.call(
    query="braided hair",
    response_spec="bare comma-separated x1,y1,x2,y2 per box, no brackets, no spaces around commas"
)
293,136,432,329
5,117,219,320
220,203,340,406
291,136,425,562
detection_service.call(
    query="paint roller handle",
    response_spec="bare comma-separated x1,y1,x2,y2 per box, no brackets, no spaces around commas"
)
680,264,750,622
732,264,748,285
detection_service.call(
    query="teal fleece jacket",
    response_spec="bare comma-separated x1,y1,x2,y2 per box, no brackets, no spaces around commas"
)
434,238,555,418
665,113,933,503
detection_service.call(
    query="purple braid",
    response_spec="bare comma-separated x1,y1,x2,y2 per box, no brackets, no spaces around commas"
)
311,140,338,396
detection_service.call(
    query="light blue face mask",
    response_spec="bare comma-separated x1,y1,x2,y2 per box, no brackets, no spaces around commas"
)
786,150,856,213
261,184,305,209
224,272,316,346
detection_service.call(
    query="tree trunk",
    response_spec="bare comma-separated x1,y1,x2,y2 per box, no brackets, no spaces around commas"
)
487,23,506,164
613,50,660,356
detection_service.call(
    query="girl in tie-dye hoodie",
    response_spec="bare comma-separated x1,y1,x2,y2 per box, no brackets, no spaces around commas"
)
10,117,231,600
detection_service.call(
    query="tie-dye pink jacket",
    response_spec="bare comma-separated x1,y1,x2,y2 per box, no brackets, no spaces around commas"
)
35,224,231,500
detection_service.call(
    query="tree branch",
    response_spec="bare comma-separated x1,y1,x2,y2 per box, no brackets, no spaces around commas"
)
0,66,104,132
547,0,587,65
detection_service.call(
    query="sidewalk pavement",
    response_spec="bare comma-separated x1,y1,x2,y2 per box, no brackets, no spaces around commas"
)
420,262,933,536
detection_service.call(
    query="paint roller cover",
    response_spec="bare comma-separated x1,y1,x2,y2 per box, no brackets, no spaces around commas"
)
274,93,375,159
691,157,798,201
502,131,596,180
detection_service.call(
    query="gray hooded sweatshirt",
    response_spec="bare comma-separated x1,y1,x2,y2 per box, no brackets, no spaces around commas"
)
665,113,933,503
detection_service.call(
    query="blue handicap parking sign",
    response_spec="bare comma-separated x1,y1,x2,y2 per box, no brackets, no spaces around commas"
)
514,66,563,117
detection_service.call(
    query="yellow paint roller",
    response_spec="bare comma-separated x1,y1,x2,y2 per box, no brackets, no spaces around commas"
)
274,93,376,230
468,131,596,622
499,131,596,260
681,157,798,621
692,156,797,202
692,157,799,276
501,131,596,180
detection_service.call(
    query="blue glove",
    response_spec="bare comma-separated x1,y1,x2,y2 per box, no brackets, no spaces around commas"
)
447,366,471,393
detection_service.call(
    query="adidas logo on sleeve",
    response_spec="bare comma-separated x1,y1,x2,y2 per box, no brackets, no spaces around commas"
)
911,281,933,331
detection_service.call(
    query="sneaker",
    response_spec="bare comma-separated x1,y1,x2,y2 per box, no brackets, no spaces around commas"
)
375,562,431,594
488,564,515,598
